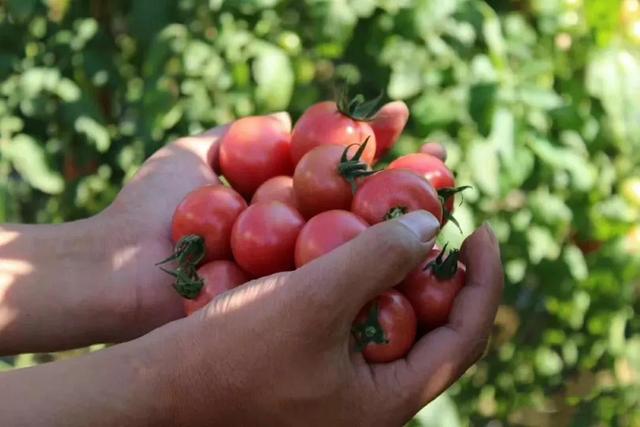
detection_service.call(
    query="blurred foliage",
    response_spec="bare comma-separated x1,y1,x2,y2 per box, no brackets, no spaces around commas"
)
1,0,640,425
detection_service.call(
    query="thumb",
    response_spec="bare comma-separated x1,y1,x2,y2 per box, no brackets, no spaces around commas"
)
370,101,409,163
289,211,439,323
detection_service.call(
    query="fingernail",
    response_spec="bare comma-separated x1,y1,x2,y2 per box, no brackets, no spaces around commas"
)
482,222,497,244
398,211,440,243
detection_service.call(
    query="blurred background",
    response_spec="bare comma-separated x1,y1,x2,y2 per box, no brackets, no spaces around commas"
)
1,0,639,425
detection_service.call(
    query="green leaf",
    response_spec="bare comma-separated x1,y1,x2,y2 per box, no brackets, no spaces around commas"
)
411,393,461,427
7,135,64,194
252,45,293,111
7,0,38,21
468,140,499,196
535,347,563,376
75,116,110,152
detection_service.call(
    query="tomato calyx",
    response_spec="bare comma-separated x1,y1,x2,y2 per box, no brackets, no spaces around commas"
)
337,92,383,121
352,302,389,351
384,206,409,220
156,235,206,299
337,137,376,193
425,244,461,280
438,186,471,232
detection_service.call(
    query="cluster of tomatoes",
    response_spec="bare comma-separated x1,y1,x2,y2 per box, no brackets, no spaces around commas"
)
159,96,467,364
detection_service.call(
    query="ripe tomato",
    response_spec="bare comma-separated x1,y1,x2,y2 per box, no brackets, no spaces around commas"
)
388,153,456,214
219,116,293,197
353,290,417,363
398,247,466,331
294,210,368,267
231,201,305,277
251,176,297,208
290,101,376,166
184,261,249,316
351,169,443,225
171,185,247,262
293,143,372,218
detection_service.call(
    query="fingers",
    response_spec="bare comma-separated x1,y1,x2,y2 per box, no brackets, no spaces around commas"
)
370,101,409,162
372,223,503,413
290,211,439,323
420,142,447,162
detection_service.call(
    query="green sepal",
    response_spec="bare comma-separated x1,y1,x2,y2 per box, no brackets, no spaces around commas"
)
337,91,383,121
425,244,461,280
336,137,377,194
352,302,388,352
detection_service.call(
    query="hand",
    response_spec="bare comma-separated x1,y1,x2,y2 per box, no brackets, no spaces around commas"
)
159,212,503,425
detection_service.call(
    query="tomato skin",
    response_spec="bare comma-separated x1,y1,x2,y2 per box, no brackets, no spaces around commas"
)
370,101,409,163
351,169,443,225
398,248,466,331
219,116,293,197
171,185,247,262
251,176,297,208
231,201,305,277
293,145,357,218
354,290,417,363
388,153,455,214
184,261,249,316
290,101,376,166
294,210,368,267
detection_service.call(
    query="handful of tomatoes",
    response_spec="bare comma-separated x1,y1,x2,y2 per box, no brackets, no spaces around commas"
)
159,96,468,364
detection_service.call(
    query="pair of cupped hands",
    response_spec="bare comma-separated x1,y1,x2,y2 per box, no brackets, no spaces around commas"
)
90,103,502,425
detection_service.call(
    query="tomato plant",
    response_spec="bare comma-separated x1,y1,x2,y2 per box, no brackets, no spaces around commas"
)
351,169,443,225
171,185,247,263
290,99,377,166
294,210,368,267
219,116,293,197
353,290,417,363
398,246,466,331
183,260,249,315
231,201,305,277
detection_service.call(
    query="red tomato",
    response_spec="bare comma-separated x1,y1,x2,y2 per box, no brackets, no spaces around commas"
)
184,261,249,316
294,210,368,267
219,116,293,197
231,201,305,277
388,153,456,214
293,144,369,218
351,169,443,225
251,176,297,208
398,247,466,331
172,185,247,262
353,290,417,363
290,101,376,166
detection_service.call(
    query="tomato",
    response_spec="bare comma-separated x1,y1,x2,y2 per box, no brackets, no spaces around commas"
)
171,185,247,263
398,247,466,331
351,169,443,225
290,101,376,166
184,261,249,316
370,101,409,163
251,176,297,208
353,290,417,363
388,153,456,214
420,142,447,162
294,210,368,267
219,116,293,197
293,143,372,218
231,201,305,277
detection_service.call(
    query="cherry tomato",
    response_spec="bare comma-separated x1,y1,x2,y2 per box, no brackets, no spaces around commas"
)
219,116,293,197
353,290,417,363
172,185,247,262
398,247,466,331
294,210,368,267
351,169,443,225
388,153,456,214
184,261,249,316
290,101,376,166
251,176,297,208
231,201,305,277
293,144,372,218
